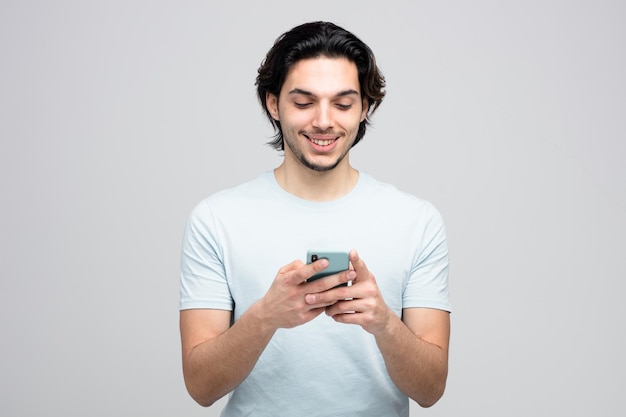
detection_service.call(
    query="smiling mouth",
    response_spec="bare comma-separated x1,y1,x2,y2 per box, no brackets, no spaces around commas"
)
309,137,336,146
303,132,341,147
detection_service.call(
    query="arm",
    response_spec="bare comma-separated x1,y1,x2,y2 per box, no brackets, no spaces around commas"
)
180,306,274,407
180,258,352,407
375,307,450,407
307,250,450,407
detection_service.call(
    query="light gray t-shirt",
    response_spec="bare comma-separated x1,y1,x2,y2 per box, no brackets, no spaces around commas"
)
180,171,450,416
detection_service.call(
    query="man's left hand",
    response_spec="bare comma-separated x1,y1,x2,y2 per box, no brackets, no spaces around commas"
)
305,249,393,335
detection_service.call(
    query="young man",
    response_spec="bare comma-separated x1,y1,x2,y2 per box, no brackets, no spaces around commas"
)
179,21,451,416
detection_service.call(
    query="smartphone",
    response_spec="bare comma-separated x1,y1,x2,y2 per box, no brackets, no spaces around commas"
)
306,250,350,284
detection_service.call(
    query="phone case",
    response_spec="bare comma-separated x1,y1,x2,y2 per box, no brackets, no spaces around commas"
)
306,250,349,282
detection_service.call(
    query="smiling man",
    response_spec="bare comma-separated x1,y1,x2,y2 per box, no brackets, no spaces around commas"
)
179,22,451,417
268,56,366,200
270,57,365,173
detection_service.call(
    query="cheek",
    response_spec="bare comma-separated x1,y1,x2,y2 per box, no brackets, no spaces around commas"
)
279,109,310,128
338,112,365,131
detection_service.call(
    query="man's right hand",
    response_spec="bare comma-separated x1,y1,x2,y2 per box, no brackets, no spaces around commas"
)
180,257,353,406
253,258,353,330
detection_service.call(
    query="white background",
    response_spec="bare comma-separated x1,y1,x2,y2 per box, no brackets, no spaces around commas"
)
1,1,624,415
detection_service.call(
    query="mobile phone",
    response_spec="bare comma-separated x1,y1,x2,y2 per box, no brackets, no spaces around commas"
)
306,250,350,284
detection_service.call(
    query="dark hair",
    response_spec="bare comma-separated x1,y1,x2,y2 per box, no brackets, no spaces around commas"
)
256,21,386,151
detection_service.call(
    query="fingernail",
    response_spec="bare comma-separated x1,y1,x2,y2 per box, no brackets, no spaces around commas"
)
305,294,316,304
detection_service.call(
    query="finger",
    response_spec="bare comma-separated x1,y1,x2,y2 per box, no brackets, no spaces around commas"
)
325,298,363,316
349,249,372,283
284,258,329,285
330,310,363,326
278,259,305,274
306,268,355,292
304,270,356,305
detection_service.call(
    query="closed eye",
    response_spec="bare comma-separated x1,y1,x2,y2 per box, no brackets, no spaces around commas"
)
294,102,312,109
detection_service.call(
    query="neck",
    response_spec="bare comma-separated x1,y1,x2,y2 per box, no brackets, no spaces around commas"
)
274,159,359,202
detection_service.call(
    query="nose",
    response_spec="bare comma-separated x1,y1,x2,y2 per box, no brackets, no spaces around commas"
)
312,103,333,130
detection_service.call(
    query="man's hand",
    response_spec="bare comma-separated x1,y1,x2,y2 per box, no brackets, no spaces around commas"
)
303,249,450,407
304,250,393,335
180,256,355,406
255,257,354,330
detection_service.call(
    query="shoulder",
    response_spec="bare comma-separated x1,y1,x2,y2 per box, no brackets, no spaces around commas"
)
359,172,443,219
190,172,275,217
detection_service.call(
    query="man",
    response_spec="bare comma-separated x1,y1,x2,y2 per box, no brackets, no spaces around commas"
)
179,21,450,416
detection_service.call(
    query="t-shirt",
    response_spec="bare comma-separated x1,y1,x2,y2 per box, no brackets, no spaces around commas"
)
180,171,450,417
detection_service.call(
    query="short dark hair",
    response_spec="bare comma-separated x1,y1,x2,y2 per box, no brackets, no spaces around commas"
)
256,21,386,151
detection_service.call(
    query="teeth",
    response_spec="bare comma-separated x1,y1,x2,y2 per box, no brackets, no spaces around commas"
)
311,138,334,146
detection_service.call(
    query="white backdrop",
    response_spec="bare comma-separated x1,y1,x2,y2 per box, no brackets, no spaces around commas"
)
1,1,624,416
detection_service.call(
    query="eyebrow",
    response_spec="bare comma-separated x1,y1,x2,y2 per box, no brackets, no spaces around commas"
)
287,88,360,98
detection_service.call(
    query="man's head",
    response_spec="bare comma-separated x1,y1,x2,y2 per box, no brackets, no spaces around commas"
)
256,21,386,151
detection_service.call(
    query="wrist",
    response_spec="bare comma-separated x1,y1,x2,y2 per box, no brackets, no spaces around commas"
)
373,307,401,338
246,298,280,336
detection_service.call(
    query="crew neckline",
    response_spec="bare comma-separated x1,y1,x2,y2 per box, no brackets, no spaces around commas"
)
265,170,367,208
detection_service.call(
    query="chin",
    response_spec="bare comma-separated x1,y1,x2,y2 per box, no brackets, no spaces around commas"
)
301,157,343,172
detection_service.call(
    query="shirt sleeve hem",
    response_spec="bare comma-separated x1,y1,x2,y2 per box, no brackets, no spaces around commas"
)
402,301,452,313
179,301,234,311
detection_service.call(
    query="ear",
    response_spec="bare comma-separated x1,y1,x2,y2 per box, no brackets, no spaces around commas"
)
360,97,369,122
266,92,279,121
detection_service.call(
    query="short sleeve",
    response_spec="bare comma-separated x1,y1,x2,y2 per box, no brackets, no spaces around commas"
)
179,201,234,311
403,203,451,312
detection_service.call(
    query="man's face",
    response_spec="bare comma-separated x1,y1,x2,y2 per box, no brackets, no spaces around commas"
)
266,57,368,172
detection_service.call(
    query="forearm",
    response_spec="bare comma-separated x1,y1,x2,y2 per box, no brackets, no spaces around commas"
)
183,304,276,407
375,314,448,408
182,259,335,406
